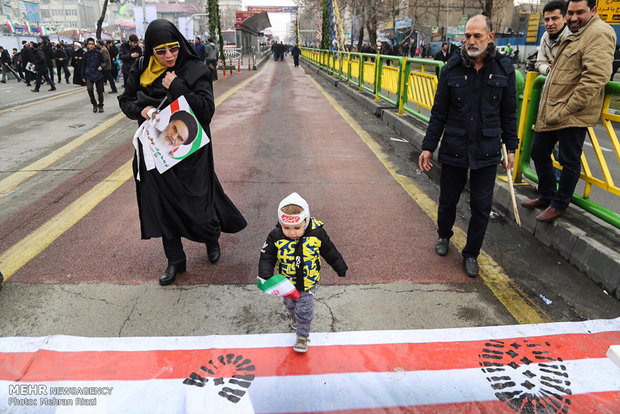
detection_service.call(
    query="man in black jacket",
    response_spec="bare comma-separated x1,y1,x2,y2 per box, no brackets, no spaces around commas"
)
31,43,56,92
81,38,106,113
21,41,34,86
0,46,11,83
418,15,518,277
291,45,301,67
118,34,141,87
54,43,71,84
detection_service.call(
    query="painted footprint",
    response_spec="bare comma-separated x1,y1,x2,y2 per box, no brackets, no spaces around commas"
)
183,353,256,404
479,339,571,413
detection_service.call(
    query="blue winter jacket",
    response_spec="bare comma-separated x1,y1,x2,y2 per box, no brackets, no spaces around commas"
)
81,48,106,82
421,45,518,169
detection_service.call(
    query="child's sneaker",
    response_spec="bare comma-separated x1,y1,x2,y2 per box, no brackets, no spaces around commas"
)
294,335,309,353
289,314,297,331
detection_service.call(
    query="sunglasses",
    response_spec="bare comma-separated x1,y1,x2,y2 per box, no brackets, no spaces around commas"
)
153,45,180,56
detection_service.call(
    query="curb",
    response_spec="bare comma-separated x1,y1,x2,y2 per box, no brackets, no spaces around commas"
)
302,59,620,299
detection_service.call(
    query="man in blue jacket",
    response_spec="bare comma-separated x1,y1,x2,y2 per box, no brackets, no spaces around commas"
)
82,38,107,113
418,15,518,277
193,37,206,61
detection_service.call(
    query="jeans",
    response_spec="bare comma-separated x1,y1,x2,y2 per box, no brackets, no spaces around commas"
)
284,287,316,338
437,163,497,259
86,78,104,106
531,127,587,210
34,70,55,90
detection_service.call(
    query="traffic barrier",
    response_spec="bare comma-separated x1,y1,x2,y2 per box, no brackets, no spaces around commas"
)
238,57,241,73
229,59,233,75
221,59,226,78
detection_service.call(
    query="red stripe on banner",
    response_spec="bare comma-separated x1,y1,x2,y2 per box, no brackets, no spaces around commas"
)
1,331,619,382
170,99,180,113
288,391,620,414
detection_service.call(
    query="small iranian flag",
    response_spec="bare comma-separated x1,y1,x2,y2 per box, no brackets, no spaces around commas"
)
5,19,15,34
257,275,300,299
24,21,31,34
39,25,47,36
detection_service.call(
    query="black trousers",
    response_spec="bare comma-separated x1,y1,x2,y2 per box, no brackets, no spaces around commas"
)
293,56,299,67
103,69,117,92
437,163,497,259
56,63,70,82
86,78,104,106
162,238,186,264
531,127,586,210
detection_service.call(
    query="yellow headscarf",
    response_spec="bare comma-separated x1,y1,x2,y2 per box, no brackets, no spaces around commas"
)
139,42,179,87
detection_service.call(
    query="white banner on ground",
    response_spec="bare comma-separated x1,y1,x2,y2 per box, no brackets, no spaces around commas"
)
1,318,619,412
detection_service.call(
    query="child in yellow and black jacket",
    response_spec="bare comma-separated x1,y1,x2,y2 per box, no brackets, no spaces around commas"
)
258,192,347,353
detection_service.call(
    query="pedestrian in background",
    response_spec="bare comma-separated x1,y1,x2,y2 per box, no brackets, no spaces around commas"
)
41,37,55,82
82,38,106,113
97,40,117,94
0,46,12,83
72,42,85,86
31,42,56,92
106,40,119,81
54,43,70,84
21,41,33,87
118,19,246,286
119,34,142,88
291,44,301,67
419,15,517,278
258,193,347,353
434,42,451,64
11,48,24,81
193,37,206,61
205,37,218,81
523,0,616,222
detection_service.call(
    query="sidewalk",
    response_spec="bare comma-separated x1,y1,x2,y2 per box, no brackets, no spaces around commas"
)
303,60,620,300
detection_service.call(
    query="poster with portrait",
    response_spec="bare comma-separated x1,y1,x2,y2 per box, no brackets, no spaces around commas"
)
133,96,209,176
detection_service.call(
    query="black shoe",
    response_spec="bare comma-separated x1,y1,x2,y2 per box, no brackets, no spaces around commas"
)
98,104,104,113
48,87,56,91
463,257,479,278
93,105,98,113
31,89,39,92
435,237,449,256
206,241,220,264
159,261,186,286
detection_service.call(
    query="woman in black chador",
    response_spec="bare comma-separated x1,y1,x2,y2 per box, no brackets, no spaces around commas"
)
118,19,247,285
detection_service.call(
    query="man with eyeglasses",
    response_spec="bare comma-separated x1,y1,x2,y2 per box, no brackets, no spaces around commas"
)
82,38,107,113
119,34,142,88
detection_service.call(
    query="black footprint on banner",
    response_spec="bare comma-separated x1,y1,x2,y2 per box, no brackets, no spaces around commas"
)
479,339,572,413
183,353,256,404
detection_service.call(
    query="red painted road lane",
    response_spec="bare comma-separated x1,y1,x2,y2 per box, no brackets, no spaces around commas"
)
6,60,467,285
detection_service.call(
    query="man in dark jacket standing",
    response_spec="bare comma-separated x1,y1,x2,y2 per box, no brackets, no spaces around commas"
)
418,15,517,278
97,40,117,93
81,38,107,113
41,37,55,81
119,34,141,87
21,41,34,86
54,43,70,84
193,37,206,61
291,44,301,67
205,37,218,80
31,42,56,92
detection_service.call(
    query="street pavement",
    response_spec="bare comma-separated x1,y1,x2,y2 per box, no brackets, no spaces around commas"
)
0,58,618,340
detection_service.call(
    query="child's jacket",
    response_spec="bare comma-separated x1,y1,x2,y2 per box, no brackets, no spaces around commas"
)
258,217,348,292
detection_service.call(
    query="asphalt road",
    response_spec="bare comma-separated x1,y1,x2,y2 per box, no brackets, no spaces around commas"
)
0,59,618,341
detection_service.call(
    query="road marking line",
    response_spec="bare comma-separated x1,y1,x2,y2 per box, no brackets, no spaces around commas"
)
0,160,133,280
0,113,126,197
308,76,551,325
584,142,612,152
0,88,83,115
0,70,265,282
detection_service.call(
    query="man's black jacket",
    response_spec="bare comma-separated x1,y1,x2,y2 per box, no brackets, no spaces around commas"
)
421,46,518,170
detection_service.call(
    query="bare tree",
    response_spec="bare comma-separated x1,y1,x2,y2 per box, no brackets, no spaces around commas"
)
96,0,119,40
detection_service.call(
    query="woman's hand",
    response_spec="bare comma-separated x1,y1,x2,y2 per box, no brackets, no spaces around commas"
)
162,71,177,89
141,105,156,120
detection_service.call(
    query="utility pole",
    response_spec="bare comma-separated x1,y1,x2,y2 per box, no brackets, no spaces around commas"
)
445,0,450,42
142,0,147,37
